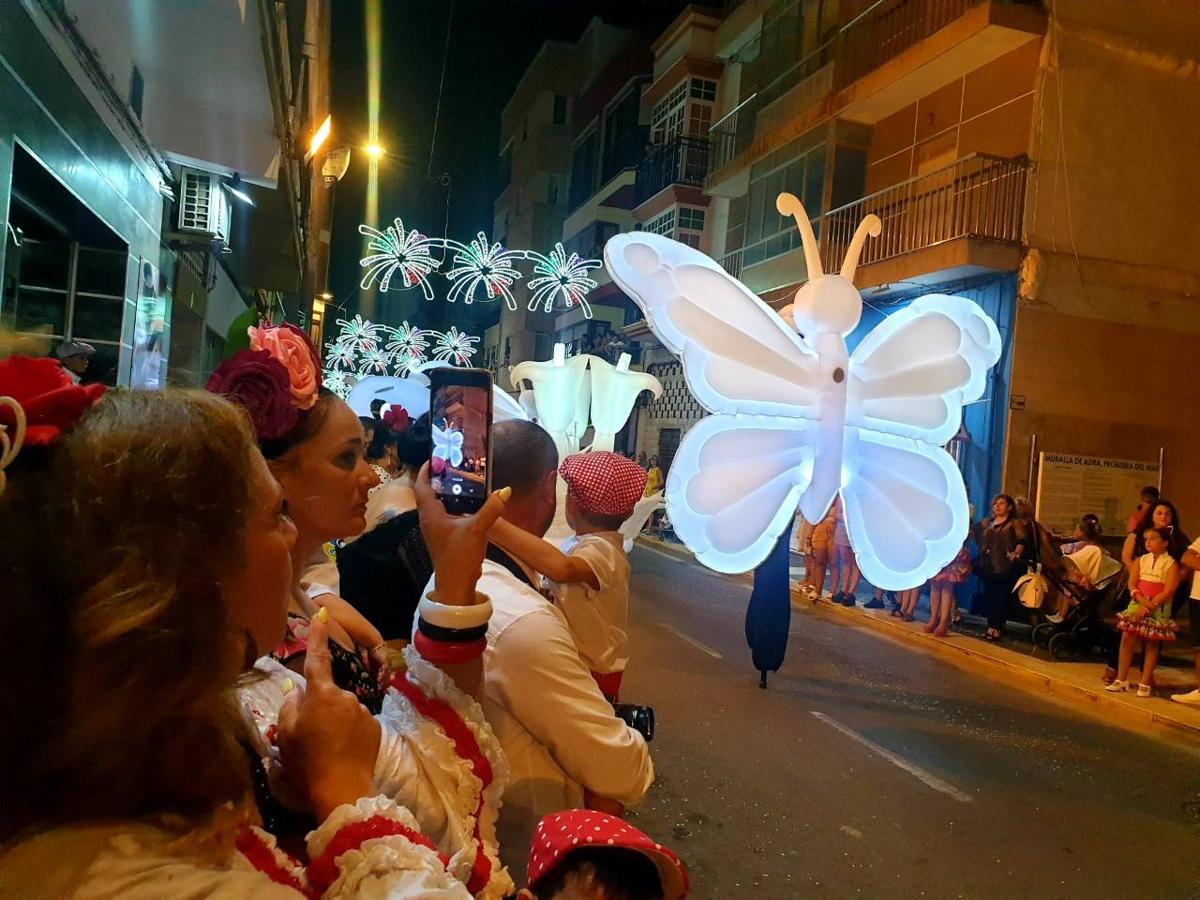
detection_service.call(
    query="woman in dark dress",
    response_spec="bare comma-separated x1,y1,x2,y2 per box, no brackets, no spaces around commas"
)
972,494,1028,642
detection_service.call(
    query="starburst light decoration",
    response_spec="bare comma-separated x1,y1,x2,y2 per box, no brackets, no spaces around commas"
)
432,326,479,366
331,315,384,354
442,232,525,309
526,243,602,316
384,322,429,374
320,317,478,401
358,219,440,298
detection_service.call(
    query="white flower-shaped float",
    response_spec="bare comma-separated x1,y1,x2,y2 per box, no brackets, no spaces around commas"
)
604,193,1002,590
432,422,464,468
588,352,663,453
509,343,592,463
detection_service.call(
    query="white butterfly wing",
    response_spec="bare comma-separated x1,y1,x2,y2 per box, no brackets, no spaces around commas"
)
605,232,822,418
847,294,1001,444
841,428,969,590
666,414,816,573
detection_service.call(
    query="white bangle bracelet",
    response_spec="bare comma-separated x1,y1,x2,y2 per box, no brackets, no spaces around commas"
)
418,592,493,630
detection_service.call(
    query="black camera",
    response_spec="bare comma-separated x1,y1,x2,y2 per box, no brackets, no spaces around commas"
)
614,703,655,742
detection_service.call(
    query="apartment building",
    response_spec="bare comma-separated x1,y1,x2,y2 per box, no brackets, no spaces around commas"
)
623,0,1200,518
1,0,332,388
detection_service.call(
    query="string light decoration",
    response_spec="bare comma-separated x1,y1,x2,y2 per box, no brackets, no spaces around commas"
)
320,317,476,399
358,219,440,298
442,232,525,309
525,243,602,316
355,216,604,317
432,326,479,366
384,322,430,375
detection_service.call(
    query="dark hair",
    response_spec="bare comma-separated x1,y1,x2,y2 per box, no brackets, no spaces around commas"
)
492,419,558,497
991,493,1016,517
396,412,432,469
0,390,258,843
366,420,397,463
1144,525,1173,546
533,847,664,900
1133,499,1187,560
258,388,339,460
1078,516,1102,541
1141,485,1160,502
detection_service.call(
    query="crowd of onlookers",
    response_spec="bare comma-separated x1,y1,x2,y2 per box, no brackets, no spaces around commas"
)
792,485,1200,706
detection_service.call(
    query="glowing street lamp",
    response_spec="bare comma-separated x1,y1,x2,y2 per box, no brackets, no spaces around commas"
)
307,114,332,160
364,143,386,159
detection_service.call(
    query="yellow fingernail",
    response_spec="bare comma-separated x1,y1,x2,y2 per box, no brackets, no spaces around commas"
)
315,606,329,623
280,677,295,695
496,486,512,502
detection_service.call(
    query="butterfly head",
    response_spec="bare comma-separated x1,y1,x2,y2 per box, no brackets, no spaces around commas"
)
775,193,881,338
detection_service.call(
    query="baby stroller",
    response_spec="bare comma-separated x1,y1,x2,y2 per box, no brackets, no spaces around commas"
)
1032,545,1126,660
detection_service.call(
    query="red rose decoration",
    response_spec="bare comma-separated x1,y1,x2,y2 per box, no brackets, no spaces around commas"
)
382,405,410,434
0,355,106,446
206,349,298,441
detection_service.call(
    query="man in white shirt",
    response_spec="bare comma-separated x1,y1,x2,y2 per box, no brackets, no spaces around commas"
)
1171,537,1200,705
475,420,653,876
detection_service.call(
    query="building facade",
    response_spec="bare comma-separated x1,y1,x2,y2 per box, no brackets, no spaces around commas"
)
0,0,332,388
615,0,1200,523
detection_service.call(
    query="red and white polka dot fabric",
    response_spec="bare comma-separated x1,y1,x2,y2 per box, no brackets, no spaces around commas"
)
527,809,689,898
560,451,648,519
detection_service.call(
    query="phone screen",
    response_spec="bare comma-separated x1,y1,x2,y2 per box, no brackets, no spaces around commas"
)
430,380,491,511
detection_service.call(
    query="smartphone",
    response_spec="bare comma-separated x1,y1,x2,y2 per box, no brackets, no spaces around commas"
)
429,367,493,514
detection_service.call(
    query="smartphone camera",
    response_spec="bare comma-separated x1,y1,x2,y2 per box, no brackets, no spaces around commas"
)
614,703,655,742
429,368,493,514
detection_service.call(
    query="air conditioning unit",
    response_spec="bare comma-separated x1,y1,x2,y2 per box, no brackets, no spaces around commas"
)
177,168,230,245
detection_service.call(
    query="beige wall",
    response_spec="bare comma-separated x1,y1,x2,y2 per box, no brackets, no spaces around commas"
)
1004,0,1200,524
865,41,1038,193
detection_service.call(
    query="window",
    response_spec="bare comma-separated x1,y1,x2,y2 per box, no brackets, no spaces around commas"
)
129,65,144,121
689,78,717,101
553,94,567,125
678,207,705,231
568,130,599,210
651,80,688,144
547,176,559,205
742,141,827,267
601,82,646,182
645,209,675,236
498,146,512,192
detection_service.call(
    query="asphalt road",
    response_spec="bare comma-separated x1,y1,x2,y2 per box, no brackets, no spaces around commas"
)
620,545,1200,899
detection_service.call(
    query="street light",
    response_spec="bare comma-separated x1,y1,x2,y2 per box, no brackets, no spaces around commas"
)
364,142,386,159
307,114,332,160
223,174,254,206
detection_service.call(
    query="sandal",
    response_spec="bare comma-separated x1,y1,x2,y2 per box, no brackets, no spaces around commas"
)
901,612,915,622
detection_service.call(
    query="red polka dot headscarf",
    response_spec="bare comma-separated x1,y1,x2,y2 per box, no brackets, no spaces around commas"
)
527,809,688,898
560,451,648,519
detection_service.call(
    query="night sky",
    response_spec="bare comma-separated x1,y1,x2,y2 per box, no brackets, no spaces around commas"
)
327,0,690,334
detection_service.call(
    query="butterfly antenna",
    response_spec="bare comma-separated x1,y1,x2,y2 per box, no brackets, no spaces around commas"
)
840,214,882,283
775,193,823,279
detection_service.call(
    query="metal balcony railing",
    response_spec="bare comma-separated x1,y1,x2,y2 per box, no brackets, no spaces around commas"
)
820,153,1028,271
634,136,713,205
717,154,1028,280
837,0,989,90
707,92,758,179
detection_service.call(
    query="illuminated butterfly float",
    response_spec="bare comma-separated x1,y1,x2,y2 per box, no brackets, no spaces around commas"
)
604,194,1002,590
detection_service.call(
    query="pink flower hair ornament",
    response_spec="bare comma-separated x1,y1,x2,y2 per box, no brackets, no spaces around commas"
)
206,321,321,442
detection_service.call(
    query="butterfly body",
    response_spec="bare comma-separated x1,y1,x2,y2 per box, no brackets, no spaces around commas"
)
605,193,1002,589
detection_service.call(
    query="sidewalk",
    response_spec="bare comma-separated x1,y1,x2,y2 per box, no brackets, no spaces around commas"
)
633,535,1200,747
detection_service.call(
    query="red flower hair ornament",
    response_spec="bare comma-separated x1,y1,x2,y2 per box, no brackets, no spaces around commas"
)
206,322,320,442
0,355,107,497
382,404,410,434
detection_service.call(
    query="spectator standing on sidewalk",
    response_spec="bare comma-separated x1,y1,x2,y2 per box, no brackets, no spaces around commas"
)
832,498,860,607
1108,526,1180,697
807,503,836,598
1170,536,1200,706
972,494,1027,642
927,540,970,636
1127,485,1160,535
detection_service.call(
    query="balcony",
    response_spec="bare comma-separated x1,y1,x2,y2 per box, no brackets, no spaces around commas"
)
634,136,713,206
719,153,1029,291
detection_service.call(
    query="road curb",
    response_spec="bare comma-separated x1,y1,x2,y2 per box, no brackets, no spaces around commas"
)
791,585,1200,749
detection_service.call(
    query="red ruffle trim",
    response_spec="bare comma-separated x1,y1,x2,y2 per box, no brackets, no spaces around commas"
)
236,826,309,896
307,815,449,893
391,672,494,894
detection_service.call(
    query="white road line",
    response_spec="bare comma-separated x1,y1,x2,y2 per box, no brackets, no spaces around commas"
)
658,622,723,659
810,711,973,803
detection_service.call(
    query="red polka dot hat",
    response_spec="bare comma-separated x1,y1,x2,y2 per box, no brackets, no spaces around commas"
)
560,451,648,519
527,809,688,898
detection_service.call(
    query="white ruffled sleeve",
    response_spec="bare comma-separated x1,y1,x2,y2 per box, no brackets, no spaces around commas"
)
301,796,471,898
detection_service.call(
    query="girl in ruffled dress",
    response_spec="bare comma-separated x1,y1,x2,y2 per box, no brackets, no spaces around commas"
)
1108,526,1180,697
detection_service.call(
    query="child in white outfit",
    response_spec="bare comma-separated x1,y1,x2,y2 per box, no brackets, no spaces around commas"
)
489,451,647,702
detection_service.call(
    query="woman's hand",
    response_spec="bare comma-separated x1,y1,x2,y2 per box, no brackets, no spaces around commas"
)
414,462,509,605
277,612,382,820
